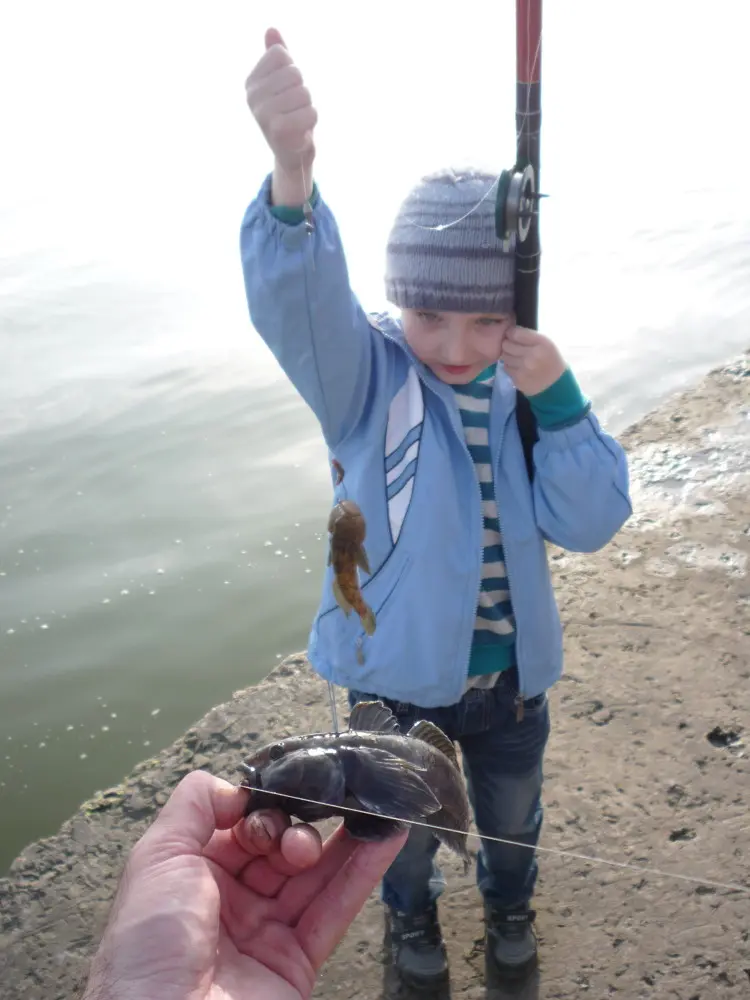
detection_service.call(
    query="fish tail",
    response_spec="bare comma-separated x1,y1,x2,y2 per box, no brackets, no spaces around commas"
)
336,566,375,635
428,808,472,866
360,604,376,636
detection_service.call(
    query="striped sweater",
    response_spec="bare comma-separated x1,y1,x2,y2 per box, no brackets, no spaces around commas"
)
453,366,516,690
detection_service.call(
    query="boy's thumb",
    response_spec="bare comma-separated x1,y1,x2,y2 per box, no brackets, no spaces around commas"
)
265,27,286,51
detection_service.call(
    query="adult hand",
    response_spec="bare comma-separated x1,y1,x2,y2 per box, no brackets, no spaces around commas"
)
500,324,567,396
245,28,317,205
82,769,407,1000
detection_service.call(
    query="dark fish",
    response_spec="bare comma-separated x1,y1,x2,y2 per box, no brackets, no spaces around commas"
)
327,499,376,636
238,700,471,865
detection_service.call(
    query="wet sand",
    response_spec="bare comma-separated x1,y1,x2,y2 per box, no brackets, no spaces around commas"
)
1,351,748,999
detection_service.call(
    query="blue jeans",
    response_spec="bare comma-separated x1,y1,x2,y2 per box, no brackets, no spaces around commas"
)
348,667,550,915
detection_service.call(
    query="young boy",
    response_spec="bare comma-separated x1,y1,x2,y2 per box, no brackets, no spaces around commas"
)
240,29,632,988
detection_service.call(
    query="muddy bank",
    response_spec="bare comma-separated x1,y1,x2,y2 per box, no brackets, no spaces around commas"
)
1,352,749,999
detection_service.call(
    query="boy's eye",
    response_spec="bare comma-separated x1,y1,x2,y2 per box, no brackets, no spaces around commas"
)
476,316,507,327
417,311,441,323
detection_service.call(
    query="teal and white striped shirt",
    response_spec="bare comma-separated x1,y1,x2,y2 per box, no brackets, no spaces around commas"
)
453,366,516,690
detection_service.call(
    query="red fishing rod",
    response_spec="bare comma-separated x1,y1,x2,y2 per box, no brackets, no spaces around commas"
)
496,0,543,479
496,0,543,332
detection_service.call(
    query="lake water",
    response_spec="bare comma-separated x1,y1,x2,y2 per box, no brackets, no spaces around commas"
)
1,0,749,873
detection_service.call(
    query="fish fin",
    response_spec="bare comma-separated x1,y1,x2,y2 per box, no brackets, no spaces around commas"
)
343,810,407,842
340,746,442,820
332,578,352,615
348,700,400,734
355,546,371,575
362,604,376,636
426,806,473,868
407,720,460,771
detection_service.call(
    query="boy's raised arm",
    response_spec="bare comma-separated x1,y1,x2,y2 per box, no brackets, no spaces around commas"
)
240,183,386,450
240,29,388,449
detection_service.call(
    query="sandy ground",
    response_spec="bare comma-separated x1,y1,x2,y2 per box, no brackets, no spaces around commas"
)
1,352,748,999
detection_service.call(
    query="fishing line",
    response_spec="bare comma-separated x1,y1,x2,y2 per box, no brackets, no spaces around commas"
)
323,458,350,734
400,29,544,235
326,681,340,735
241,783,749,896
402,174,502,233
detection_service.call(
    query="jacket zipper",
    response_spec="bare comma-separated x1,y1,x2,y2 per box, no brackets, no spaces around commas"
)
392,338,481,688
369,323,504,699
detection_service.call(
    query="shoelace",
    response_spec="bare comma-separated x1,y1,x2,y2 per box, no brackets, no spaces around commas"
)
486,908,536,940
493,923,530,941
393,910,442,949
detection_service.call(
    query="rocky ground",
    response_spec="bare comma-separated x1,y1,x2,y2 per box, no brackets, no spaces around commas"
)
1,352,748,999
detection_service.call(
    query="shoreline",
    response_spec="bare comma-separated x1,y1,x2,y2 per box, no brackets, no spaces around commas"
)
1,350,748,999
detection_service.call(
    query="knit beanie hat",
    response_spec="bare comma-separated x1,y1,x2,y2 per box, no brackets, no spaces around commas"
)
384,168,515,315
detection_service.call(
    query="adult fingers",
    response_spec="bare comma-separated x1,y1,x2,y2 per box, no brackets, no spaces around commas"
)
237,809,293,857
212,859,275,946
273,824,357,924
203,808,292,876
137,771,250,861
296,829,408,970
215,826,325,949
241,824,324,895
280,823,324,870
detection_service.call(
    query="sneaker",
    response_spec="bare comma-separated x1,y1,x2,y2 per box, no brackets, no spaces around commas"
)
386,903,449,989
484,904,538,982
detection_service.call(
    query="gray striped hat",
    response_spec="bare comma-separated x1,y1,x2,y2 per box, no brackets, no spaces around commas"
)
385,168,515,314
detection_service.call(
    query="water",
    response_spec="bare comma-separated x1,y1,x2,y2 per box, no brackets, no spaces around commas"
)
1,0,749,873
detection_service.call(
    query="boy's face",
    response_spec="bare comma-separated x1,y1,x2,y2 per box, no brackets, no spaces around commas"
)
401,309,512,384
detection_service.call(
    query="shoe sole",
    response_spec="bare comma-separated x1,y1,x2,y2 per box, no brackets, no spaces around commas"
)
485,948,538,989
394,966,451,993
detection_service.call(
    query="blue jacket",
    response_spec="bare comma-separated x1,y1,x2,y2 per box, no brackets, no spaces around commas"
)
240,174,632,706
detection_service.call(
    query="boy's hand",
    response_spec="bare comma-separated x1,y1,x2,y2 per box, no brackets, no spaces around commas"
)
500,324,567,396
245,28,317,205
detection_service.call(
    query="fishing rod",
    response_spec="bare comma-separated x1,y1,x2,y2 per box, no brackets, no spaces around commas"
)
496,0,543,466
496,0,544,330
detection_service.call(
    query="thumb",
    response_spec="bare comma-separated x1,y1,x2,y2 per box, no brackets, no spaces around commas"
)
265,27,286,50
141,770,250,858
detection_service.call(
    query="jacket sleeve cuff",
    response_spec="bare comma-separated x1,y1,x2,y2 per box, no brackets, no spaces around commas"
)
527,367,590,429
268,182,321,225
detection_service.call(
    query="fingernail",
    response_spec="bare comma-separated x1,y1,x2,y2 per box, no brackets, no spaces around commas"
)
247,811,276,843
259,815,275,840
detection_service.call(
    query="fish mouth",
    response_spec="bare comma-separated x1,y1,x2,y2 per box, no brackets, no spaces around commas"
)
238,762,262,790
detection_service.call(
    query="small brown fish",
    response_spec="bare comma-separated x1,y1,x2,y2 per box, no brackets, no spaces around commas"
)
327,499,376,636
239,700,472,866
331,458,345,485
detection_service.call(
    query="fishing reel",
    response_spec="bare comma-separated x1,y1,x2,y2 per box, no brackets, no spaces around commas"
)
495,163,542,244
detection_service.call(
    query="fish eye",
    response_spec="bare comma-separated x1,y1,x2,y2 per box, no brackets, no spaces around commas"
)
268,743,284,761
